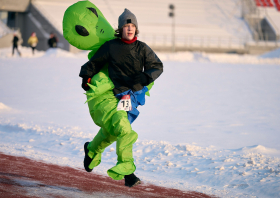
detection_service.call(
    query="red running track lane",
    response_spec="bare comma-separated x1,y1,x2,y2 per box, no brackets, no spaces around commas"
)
0,152,217,198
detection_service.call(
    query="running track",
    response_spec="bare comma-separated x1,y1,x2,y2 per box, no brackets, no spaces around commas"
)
0,152,217,197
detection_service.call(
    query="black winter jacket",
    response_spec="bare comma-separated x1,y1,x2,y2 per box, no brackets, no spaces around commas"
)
79,38,163,95
48,37,57,48
13,36,19,46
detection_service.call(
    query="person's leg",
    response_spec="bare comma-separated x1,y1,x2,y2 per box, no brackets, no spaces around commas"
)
124,173,141,187
84,127,117,171
86,91,138,181
107,110,138,181
15,46,21,56
12,45,15,55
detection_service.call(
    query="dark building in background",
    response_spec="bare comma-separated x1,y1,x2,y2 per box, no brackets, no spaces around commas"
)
0,0,71,51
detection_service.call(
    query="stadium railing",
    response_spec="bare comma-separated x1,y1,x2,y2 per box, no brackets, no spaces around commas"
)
140,34,279,53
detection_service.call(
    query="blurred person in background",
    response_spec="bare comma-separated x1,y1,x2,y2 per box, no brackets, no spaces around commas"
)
27,32,38,55
12,33,21,56
48,32,58,48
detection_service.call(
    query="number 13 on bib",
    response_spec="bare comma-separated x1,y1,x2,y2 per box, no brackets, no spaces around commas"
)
117,95,132,111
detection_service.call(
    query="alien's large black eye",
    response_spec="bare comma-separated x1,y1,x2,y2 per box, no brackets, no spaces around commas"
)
75,25,89,36
87,7,98,17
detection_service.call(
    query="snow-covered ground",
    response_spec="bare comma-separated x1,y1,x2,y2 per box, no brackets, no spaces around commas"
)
0,46,280,198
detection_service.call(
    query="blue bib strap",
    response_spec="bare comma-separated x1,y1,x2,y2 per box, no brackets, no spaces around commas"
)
115,86,148,124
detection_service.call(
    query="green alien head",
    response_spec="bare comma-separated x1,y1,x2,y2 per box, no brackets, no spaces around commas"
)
63,0,115,51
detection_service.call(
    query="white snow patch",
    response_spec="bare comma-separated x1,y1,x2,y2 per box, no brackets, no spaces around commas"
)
0,102,12,111
1,47,280,197
242,145,280,157
43,48,77,58
157,51,280,64
260,47,280,59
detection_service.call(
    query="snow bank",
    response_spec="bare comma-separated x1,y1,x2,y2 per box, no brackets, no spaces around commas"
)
157,51,280,64
43,48,77,58
0,102,11,111
1,47,280,197
260,47,280,59
0,122,279,198
242,145,280,156
0,46,45,58
2,45,280,65
0,46,83,59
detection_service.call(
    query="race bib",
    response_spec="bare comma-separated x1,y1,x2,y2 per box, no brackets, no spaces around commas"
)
117,95,132,111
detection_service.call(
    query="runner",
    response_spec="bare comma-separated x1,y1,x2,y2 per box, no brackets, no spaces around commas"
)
79,8,163,187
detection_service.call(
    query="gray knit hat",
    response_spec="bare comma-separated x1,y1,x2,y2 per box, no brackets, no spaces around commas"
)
118,9,138,29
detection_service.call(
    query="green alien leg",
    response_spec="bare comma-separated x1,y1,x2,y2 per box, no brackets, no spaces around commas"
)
87,127,117,170
107,110,138,180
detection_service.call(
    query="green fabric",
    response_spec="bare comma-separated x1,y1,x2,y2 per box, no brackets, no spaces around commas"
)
63,1,153,180
62,1,115,50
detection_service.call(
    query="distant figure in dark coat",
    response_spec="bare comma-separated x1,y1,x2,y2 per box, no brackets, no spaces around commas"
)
48,33,58,48
12,33,21,56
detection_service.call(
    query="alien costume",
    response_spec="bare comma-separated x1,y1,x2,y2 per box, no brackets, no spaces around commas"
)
63,1,163,183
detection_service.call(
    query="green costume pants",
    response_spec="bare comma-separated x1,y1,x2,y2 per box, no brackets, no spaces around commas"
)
86,90,138,180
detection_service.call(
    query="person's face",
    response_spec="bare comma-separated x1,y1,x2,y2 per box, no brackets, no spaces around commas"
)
122,23,136,40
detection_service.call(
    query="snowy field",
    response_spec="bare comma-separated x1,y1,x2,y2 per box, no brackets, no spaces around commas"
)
0,46,280,198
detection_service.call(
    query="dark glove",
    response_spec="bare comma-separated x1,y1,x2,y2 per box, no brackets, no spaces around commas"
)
81,77,91,91
131,72,149,86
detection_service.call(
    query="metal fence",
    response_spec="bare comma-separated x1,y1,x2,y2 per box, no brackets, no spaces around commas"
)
144,34,248,47
140,34,247,51
140,34,280,53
